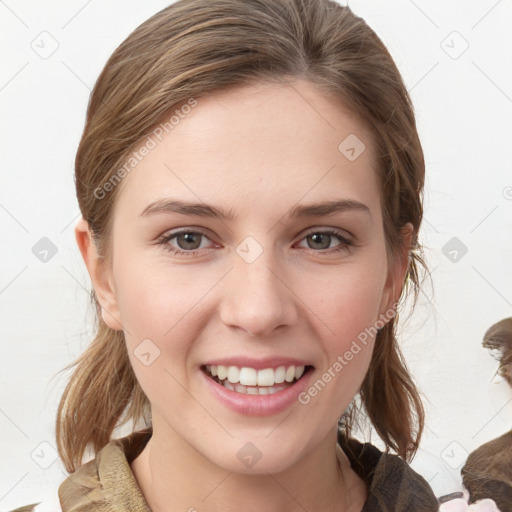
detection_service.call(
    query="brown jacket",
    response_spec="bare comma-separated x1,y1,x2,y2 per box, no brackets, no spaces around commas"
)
11,427,440,511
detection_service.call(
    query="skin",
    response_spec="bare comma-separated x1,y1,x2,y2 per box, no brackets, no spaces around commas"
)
76,78,412,512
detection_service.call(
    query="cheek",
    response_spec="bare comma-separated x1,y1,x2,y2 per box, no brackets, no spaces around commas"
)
300,280,380,420
300,255,386,401
113,253,213,341
115,260,208,410
113,256,222,411
320,282,378,383
306,258,388,345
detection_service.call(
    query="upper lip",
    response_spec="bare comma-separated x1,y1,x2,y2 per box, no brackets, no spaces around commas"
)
202,357,313,370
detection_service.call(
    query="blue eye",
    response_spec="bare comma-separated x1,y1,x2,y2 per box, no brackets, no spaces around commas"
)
157,228,353,256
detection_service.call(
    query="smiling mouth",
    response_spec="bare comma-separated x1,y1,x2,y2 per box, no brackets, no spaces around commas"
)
201,364,314,395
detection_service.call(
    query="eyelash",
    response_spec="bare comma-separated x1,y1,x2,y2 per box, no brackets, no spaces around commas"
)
157,228,353,257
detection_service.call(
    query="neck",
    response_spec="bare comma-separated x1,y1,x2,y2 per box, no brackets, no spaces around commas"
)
130,421,365,512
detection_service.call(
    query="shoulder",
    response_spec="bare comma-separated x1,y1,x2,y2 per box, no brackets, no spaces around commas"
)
338,434,440,512
7,429,150,512
58,428,152,511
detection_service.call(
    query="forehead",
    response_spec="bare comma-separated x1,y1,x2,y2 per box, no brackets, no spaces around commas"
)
113,79,380,223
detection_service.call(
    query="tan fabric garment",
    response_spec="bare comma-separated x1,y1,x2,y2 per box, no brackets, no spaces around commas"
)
58,428,153,512
11,427,440,511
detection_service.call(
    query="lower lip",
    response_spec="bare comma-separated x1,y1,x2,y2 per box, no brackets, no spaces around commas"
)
200,367,314,416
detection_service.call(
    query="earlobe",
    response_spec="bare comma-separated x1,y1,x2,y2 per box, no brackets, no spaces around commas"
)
74,218,123,331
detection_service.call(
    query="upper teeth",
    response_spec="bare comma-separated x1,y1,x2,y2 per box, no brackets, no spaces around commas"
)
206,364,306,386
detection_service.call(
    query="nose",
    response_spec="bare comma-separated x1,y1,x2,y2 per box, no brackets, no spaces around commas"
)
219,244,298,338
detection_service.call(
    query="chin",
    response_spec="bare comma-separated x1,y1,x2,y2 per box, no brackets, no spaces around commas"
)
203,436,305,475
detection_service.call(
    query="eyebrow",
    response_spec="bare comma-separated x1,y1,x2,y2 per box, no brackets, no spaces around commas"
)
140,198,370,220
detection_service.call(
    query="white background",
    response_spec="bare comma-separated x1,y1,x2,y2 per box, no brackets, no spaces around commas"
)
1,0,511,509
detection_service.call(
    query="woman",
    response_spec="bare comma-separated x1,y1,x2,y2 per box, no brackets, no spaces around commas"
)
11,0,453,510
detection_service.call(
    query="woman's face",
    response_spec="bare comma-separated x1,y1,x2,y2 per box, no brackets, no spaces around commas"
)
80,78,409,474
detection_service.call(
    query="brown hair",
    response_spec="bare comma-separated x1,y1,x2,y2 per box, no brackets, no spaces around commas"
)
482,317,512,386
56,0,429,473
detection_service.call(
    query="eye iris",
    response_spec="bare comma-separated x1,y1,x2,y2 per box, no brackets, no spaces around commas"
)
177,232,201,250
309,233,330,250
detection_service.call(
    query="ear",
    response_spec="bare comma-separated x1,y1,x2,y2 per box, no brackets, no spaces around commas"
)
379,222,414,319
74,218,123,331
